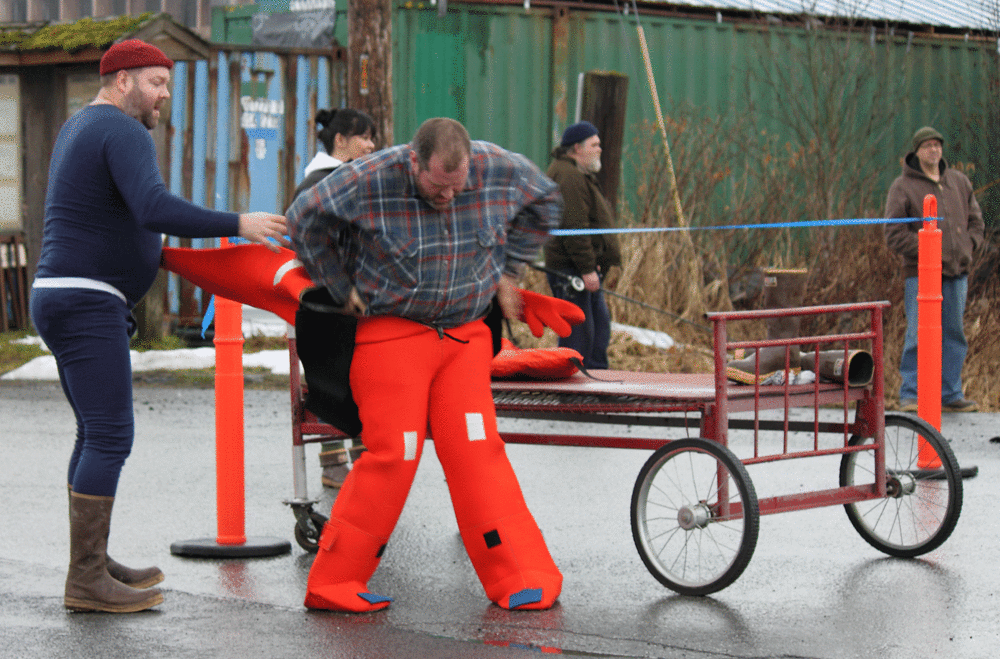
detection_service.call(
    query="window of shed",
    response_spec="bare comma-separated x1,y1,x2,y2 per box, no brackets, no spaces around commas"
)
0,75,21,231
9,0,27,21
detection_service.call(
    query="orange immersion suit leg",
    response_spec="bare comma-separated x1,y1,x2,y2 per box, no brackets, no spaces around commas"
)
303,317,561,612
429,321,563,610
303,320,431,612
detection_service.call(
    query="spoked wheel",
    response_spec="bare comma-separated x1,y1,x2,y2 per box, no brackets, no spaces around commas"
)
840,412,962,557
294,511,329,553
631,438,759,596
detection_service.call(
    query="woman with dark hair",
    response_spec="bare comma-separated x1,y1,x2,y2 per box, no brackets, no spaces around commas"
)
294,108,376,198
292,108,376,489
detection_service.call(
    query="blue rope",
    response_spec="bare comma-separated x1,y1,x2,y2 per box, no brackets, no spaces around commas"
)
193,219,931,333
551,216,933,236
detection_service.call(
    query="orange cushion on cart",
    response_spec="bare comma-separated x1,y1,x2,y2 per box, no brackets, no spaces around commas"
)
490,339,582,381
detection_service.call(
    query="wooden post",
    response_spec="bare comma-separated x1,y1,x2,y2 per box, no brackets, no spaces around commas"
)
175,63,200,330
281,53,298,211
133,70,176,343
580,71,628,217
348,0,393,146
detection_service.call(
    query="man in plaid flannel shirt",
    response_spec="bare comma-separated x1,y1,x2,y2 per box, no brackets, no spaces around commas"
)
287,117,565,613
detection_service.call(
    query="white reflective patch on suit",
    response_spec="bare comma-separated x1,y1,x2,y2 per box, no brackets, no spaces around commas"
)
273,258,303,286
403,431,418,461
465,413,486,441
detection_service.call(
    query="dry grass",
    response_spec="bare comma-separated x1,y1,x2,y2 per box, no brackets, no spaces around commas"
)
963,245,1000,411
0,330,46,375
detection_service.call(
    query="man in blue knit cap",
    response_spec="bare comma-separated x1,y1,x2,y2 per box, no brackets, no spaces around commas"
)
542,121,621,369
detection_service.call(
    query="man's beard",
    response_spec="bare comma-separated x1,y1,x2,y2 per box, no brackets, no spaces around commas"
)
584,156,602,174
123,88,159,129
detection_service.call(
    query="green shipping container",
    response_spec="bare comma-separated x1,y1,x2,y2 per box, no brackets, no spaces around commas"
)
213,3,999,224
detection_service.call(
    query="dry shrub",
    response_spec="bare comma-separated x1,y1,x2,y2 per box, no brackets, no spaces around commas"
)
511,236,715,373
963,242,1000,411
799,223,907,404
606,332,715,375
550,213,996,411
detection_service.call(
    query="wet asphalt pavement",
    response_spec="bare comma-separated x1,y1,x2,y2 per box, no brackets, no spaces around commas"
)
2,380,999,658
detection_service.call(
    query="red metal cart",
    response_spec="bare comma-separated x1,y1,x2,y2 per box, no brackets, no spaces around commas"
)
284,300,963,595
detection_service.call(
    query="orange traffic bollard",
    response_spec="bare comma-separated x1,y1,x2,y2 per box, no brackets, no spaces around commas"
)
917,194,942,468
170,237,290,558
213,288,247,545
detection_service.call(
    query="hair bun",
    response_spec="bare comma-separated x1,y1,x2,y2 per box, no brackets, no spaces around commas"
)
315,108,336,128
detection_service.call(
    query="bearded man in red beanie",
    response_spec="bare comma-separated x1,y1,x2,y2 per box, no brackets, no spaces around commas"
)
30,38,289,613
287,117,565,613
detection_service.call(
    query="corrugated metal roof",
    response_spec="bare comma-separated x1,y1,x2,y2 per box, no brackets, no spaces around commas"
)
650,0,997,32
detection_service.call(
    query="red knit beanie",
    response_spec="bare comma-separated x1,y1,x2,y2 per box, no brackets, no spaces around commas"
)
100,39,174,76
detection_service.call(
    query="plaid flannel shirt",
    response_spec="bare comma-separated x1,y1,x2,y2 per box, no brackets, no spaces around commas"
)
287,141,562,328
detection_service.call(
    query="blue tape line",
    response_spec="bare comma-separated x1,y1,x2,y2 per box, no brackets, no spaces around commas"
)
550,216,935,236
199,236,245,337
201,295,215,340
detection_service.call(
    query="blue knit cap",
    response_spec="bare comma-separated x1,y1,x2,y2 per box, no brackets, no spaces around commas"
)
560,121,599,148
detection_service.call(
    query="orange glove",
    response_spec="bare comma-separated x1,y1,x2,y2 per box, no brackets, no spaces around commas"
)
161,244,315,325
516,288,585,338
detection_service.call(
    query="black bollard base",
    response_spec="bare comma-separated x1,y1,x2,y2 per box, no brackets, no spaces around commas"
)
170,537,291,558
960,465,979,479
906,465,979,481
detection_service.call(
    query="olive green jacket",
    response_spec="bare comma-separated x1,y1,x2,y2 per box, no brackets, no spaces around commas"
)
543,156,621,275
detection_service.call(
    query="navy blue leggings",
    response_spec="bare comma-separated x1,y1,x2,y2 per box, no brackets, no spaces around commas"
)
545,271,611,370
30,288,136,497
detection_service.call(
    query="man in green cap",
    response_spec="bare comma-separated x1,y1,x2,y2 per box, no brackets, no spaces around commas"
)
885,126,984,413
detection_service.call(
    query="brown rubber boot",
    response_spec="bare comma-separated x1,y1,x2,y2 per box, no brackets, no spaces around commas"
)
68,486,163,589
64,492,163,612
319,441,366,489
729,268,809,376
106,557,165,590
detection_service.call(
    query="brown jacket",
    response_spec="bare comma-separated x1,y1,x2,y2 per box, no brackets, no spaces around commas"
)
884,153,984,279
543,156,621,274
